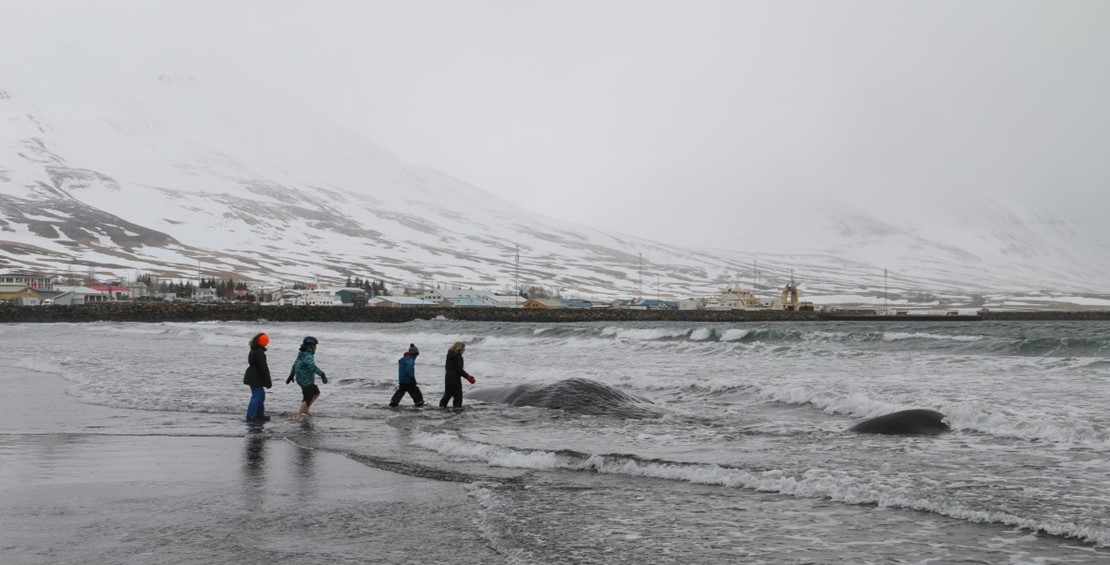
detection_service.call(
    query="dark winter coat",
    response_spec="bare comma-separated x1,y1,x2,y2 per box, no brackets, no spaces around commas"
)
444,350,470,385
243,346,272,388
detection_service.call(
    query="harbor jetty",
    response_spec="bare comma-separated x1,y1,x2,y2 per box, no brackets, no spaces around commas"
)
2,303,1109,324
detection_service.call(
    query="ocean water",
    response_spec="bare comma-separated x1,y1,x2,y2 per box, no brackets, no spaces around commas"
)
5,319,1110,564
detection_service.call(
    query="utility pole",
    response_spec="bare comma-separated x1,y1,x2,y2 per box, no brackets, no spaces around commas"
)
514,244,520,303
884,268,889,309
638,252,643,299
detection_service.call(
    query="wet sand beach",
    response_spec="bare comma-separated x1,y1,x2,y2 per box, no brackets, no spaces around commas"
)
0,369,499,565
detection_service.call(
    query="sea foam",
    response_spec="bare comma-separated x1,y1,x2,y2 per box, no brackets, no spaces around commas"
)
412,430,1110,546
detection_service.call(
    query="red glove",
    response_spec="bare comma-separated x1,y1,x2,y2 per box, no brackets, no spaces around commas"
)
465,375,476,384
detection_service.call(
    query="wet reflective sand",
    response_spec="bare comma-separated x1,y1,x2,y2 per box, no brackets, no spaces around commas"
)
0,369,498,565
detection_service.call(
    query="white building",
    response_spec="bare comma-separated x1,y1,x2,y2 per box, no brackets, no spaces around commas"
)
420,288,497,307
0,272,55,290
49,285,111,305
369,296,440,308
488,294,525,308
280,288,344,306
304,288,343,306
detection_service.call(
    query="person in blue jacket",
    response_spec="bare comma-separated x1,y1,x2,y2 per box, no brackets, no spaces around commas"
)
286,336,327,420
389,343,425,407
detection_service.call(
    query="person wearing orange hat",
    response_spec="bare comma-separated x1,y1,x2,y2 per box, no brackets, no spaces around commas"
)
243,332,272,422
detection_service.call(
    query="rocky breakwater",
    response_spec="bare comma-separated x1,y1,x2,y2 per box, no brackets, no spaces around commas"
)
0,303,821,324
980,310,1110,321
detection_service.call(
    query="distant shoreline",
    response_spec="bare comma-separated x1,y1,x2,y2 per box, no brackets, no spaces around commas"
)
3,303,1110,323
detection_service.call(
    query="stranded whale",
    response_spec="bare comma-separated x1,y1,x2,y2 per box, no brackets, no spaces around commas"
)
849,409,949,435
467,378,663,419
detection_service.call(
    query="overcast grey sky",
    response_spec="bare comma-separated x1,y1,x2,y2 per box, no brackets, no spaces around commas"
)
3,1,1109,248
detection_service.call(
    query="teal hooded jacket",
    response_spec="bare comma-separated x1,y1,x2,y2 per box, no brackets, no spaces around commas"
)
293,347,324,387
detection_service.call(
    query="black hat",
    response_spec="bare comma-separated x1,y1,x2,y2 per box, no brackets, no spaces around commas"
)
408,343,419,355
302,336,319,346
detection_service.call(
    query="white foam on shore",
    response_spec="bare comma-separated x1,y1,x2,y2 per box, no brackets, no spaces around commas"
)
944,405,1110,447
465,482,535,565
600,326,691,341
688,328,714,341
413,430,1110,547
720,328,751,341
12,357,69,377
882,331,985,342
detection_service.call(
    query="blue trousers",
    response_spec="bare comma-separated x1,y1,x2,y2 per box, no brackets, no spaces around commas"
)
246,386,266,420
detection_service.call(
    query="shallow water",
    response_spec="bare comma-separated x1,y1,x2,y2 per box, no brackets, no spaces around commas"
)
4,319,1110,563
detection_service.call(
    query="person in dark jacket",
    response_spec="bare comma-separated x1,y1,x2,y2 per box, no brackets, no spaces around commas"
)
439,341,475,409
390,344,425,407
243,333,272,422
287,336,327,420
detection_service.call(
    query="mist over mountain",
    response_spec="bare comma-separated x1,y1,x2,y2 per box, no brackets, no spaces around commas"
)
1,64,1107,309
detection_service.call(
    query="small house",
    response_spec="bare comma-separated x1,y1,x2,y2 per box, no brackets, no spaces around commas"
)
522,298,565,309
0,284,44,305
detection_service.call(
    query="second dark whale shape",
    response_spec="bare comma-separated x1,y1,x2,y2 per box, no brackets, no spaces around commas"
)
849,409,949,435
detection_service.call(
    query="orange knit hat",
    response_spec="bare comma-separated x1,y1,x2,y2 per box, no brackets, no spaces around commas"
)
258,334,270,347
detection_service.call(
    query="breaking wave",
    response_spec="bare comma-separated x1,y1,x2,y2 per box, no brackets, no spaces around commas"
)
566,324,1110,357
411,431,1110,547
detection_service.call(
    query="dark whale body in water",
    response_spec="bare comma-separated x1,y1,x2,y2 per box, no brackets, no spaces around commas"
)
849,409,949,435
468,378,662,419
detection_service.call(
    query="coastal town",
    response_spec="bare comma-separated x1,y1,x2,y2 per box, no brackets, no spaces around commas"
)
0,270,817,312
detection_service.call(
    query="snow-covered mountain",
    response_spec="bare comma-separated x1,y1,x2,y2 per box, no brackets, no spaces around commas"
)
1,69,1108,309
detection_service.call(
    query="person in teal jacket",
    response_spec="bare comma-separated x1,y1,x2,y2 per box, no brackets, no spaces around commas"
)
286,336,327,420
389,343,425,407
